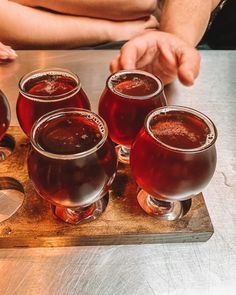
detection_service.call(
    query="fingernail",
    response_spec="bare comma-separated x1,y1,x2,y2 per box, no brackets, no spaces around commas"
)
8,49,17,56
185,72,194,85
179,68,195,86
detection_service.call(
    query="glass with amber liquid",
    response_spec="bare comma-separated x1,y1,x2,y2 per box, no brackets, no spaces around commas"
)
99,70,167,164
28,108,117,224
17,68,91,136
130,106,217,220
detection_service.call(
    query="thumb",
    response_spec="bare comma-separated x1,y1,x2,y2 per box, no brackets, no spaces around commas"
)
110,54,121,73
110,45,137,73
177,48,201,86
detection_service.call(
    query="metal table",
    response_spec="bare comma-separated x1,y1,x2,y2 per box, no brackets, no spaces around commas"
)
0,50,235,295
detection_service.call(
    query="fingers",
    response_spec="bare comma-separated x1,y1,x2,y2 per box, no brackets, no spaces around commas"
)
110,53,120,73
177,46,201,86
155,34,200,86
151,34,200,86
0,42,17,61
155,43,178,80
110,32,155,73
110,40,142,73
139,33,179,85
110,31,201,87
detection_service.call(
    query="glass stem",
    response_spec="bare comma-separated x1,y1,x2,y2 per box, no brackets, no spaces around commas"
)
148,196,173,214
120,146,130,157
116,145,131,164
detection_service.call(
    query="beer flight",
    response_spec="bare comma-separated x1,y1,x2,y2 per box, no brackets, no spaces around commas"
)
0,68,217,223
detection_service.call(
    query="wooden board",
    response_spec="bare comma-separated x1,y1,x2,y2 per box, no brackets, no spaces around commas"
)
0,127,214,248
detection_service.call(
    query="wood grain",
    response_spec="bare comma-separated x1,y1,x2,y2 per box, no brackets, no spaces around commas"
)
0,127,214,248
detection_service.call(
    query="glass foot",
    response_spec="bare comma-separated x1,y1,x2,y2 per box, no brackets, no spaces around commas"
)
0,177,25,223
137,190,192,221
116,145,130,164
51,193,109,224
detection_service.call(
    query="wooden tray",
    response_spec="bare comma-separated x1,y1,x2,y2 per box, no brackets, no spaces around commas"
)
0,127,214,248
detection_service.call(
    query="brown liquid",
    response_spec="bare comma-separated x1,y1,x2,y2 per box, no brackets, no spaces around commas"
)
150,110,211,149
99,72,165,147
17,73,91,136
130,110,216,200
112,73,159,97
28,112,117,207
24,74,77,98
36,114,102,154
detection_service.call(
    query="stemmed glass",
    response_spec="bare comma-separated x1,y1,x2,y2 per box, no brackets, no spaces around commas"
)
0,90,11,160
130,106,217,220
27,108,117,224
17,68,91,137
98,70,167,164
0,91,25,223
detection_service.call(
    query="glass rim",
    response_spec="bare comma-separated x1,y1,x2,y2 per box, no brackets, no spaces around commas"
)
18,68,82,102
145,105,217,153
30,107,108,160
106,70,164,100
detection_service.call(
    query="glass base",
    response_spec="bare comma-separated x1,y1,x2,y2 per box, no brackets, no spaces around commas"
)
137,190,192,221
0,177,25,223
116,145,130,164
51,193,109,224
0,134,15,161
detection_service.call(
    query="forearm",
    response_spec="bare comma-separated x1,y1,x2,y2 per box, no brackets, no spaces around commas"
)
11,0,157,20
0,1,116,49
159,0,222,46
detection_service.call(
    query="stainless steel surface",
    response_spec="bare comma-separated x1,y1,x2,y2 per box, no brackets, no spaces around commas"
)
0,50,236,294
0,50,116,125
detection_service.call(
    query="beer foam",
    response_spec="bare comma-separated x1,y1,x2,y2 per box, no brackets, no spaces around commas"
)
39,80,55,95
150,115,213,149
152,120,199,143
32,79,70,95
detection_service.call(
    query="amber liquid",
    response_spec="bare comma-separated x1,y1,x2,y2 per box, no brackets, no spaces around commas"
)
0,90,10,140
130,110,216,200
17,74,91,136
99,72,165,147
28,113,117,207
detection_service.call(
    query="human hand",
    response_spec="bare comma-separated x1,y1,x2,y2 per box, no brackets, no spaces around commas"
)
110,31,201,86
0,42,17,62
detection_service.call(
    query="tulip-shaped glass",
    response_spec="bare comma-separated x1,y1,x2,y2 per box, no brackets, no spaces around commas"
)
17,68,91,137
98,70,167,164
130,106,217,220
28,108,117,224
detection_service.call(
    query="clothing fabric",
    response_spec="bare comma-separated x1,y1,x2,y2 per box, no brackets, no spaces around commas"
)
79,40,127,50
203,0,236,49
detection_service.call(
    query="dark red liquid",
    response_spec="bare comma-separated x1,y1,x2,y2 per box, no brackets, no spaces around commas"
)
0,90,10,140
99,72,165,147
28,113,117,208
25,74,76,97
36,114,104,155
17,74,91,136
150,110,212,149
114,75,159,96
130,110,217,201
